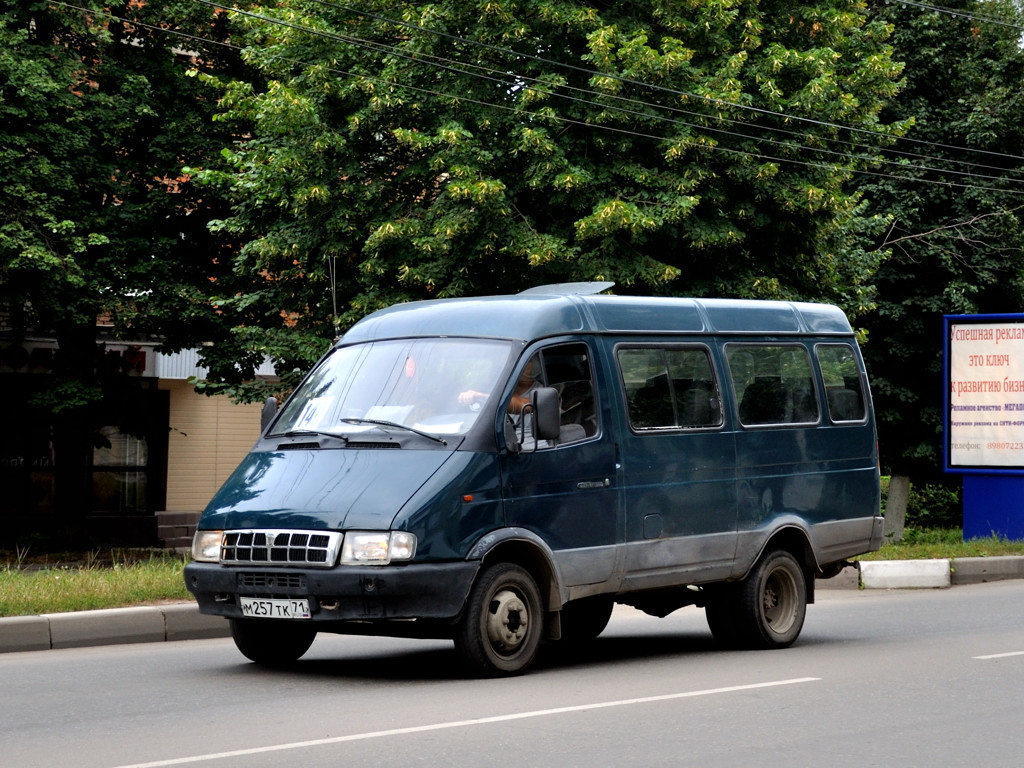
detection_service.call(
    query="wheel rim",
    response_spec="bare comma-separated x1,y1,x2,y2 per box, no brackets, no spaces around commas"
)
486,588,530,655
762,566,799,635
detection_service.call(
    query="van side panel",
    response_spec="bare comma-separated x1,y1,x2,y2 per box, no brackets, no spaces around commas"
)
617,427,739,588
729,339,881,574
605,333,880,593
733,424,879,569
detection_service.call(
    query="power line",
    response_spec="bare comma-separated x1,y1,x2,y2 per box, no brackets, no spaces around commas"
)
46,1,1024,197
188,0,1024,185
201,0,1024,185
888,0,1024,31
308,0,1024,165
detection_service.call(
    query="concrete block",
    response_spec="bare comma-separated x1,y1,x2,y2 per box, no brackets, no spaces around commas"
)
859,558,951,589
163,604,231,642
0,616,51,653
45,607,166,649
952,556,1024,585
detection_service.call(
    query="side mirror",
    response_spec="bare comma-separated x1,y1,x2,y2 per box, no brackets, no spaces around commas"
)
531,387,561,441
260,396,278,433
504,416,521,454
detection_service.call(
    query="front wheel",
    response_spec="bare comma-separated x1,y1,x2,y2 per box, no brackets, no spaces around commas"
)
454,563,544,677
229,619,317,667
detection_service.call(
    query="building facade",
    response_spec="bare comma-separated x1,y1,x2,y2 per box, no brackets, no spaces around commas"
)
0,338,265,549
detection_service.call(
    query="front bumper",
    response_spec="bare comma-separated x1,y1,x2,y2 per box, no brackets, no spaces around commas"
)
184,560,479,625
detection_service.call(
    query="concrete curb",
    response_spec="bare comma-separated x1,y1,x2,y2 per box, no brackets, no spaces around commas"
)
951,555,1024,584
0,602,229,654
819,556,1024,590
2,557,1023,654
859,559,951,589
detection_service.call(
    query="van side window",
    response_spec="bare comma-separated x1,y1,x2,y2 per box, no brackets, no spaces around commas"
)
728,344,820,426
816,344,867,423
617,346,723,430
513,343,598,446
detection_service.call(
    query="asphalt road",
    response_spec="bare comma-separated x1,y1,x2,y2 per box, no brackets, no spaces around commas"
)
3,582,1023,768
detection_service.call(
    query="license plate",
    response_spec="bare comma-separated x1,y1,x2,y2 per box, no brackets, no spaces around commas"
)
239,597,311,619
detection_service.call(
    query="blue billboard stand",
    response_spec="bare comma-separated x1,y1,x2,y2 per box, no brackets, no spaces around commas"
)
945,314,1024,541
962,475,1024,540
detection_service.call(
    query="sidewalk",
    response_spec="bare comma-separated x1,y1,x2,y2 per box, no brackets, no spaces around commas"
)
2,557,1023,654
0,602,230,654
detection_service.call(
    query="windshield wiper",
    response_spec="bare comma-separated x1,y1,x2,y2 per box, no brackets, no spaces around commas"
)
278,429,349,443
339,418,448,445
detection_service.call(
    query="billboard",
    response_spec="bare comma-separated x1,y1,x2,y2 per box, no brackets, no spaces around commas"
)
945,314,1024,472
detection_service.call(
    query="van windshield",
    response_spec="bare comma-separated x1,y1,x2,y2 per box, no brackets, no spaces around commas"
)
271,338,514,439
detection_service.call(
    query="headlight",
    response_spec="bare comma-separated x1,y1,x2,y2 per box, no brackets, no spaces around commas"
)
192,530,223,563
341,531,417,564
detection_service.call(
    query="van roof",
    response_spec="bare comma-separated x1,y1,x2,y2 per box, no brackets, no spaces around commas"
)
341,284,854,345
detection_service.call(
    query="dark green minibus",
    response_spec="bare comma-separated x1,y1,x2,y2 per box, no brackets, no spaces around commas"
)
185,284,882,675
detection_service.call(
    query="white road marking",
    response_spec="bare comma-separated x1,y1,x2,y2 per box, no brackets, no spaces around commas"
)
112,677,821,768
973,650,1024,660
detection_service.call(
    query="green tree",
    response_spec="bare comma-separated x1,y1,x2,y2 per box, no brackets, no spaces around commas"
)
0,1,251,527
1,1,249,372
859,0,1024,481
193,0,906,394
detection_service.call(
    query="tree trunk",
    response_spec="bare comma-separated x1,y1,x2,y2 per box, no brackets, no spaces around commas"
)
884,475,910,543
50,322,101,541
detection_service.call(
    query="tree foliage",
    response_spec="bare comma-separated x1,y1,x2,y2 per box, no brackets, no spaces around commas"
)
859,0,1024,477
0,1,251,408
193,0,906,394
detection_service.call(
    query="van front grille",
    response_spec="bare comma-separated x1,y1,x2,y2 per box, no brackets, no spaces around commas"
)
237,573,306,590
221,529,342,568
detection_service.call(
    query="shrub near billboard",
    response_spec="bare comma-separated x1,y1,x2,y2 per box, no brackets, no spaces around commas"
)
945,314,1024,472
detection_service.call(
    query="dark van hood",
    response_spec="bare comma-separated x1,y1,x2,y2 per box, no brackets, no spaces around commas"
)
200,448,454,531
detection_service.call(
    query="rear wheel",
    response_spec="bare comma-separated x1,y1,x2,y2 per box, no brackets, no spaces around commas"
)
705,549,807,650
454,563,544,677
704,584,743,648
229,619,316,667
559,596,614,643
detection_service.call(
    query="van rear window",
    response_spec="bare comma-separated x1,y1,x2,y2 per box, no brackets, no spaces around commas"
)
617,346,723,430
815,343,867,423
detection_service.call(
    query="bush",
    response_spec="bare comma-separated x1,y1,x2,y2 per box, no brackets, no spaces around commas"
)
906,480,962,530
880,476,962,534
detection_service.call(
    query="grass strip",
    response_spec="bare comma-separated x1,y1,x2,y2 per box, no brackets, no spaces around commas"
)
856,529,1024,560
0,553,191,618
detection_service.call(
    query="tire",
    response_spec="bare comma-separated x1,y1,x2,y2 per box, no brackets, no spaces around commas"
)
454,563,544,677
705,549,807,650
704,583,744,648
230,619,317,667
559,596,614,643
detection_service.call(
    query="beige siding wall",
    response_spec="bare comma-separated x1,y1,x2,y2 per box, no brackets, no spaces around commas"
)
162,381,262,511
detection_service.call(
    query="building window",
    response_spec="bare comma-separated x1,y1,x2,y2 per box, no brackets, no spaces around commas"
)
91,426,150,514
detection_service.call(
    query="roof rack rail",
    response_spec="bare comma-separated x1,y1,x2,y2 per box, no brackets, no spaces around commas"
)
517,281,615,296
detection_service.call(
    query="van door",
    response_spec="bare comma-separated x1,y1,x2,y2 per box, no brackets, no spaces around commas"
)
499,341,622,590
615,343,739,587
